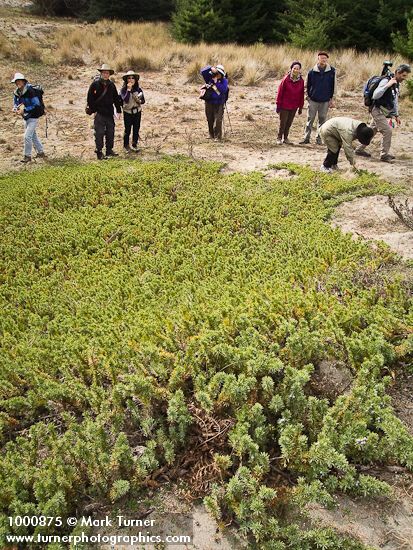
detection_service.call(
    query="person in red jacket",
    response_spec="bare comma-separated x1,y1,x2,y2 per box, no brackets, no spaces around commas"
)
276,61,305,145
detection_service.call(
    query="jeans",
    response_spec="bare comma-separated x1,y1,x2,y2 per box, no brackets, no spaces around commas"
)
123,111,141,147
304,99,330,141
94,112,115,153
24,117,43,157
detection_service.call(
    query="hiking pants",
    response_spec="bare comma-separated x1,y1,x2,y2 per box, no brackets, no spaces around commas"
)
24,118,43,157
323,146,341,168
355,106,392,158
123,111,141,148
94,113,115,153
205,102,224,139
304,99,329,141
278,109,297,140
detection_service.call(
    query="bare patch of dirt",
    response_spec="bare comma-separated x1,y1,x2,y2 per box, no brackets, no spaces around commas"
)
332,195,413,259
308,479,413,550
389,372,413,436
310,359,353,401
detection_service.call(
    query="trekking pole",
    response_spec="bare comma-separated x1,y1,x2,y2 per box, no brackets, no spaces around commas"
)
225,102,233,134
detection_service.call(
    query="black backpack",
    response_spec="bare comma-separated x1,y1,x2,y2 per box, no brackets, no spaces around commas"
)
30,84,45,116
363,75,388,107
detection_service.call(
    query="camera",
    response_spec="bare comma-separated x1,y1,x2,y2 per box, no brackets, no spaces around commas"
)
381,60,394,77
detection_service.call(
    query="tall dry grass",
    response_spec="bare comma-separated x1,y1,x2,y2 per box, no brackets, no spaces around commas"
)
0,31,12,59
55,21,407,91
17,37,42,63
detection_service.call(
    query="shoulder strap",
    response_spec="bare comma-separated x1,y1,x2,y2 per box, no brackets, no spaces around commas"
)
95,81,110,105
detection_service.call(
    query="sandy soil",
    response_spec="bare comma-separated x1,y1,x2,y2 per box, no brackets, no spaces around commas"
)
1,7,413,549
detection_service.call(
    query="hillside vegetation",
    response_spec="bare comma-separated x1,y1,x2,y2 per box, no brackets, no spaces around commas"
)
1,157,413,548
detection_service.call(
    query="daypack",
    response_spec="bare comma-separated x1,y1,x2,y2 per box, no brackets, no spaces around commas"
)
30,84,45,116
363,75,388,107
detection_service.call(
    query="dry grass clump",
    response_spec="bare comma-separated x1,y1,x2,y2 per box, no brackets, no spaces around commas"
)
0,31,12,59
17,37,42,62
54,21,410,91
58,45,85,66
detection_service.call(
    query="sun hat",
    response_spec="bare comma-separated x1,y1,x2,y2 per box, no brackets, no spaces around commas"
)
122,70,140,81
11,72,27,83
97,63,114,75
356,123,374,145
216,65,226,77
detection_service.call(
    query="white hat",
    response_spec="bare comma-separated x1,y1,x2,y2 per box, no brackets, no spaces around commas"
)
11,72,27,83
216,65,226,77
122,70,140,81
97,63,114,75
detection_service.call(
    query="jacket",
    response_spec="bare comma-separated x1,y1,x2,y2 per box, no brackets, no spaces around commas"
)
13,83,42,120
372,77,399,117
276,73,304,110
120,85,145,114
200,66,229,105
87,78,122,118
319,117,363,166
307,64,336,103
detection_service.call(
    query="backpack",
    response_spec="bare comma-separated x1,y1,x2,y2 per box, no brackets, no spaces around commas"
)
30,84,45,116
363,75,388,107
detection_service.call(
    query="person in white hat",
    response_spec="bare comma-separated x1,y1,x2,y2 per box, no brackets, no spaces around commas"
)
86,64,122,160
11,72,46,163
200,64,229,141
119,70,145,152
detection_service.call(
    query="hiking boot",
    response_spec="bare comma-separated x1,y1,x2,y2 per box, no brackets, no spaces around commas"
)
124,146,132,153
276,138,283,145
131,143,139,152
96,151,104,160
355,150,371,158
106,150,119,157
320,165,332,173
36,151,46,158
283,138,294,145
331,164,339,171
380,154,395,163
299,138,310,144
20,156,31,163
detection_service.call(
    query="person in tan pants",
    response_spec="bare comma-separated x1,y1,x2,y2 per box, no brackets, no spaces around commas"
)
356,64,411,162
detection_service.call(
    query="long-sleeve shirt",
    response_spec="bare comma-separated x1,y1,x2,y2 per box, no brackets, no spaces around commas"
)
319,117,364,166
200,66,228,105
87,78,122,118
13,84,42,119
372,78,399,117
120,86,145,114
276,74,304,110
306,64,336,103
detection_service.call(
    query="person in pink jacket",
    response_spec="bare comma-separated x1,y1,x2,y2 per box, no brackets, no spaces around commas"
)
276,61,305,145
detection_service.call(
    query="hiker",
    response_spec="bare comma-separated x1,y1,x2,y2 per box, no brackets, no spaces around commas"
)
11,72,46,163
301,52,336,145
319,117,374,173
356,63,411,163
275,61,304,145
200,64,228,141
120,70,145,152
86,64,122,160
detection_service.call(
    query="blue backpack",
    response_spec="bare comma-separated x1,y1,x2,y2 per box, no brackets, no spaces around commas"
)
363,75,388,107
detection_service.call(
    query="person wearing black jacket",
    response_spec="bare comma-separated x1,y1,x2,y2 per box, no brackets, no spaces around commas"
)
87,64,122,160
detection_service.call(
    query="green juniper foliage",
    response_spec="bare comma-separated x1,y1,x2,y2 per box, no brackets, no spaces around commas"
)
0,158,412,547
